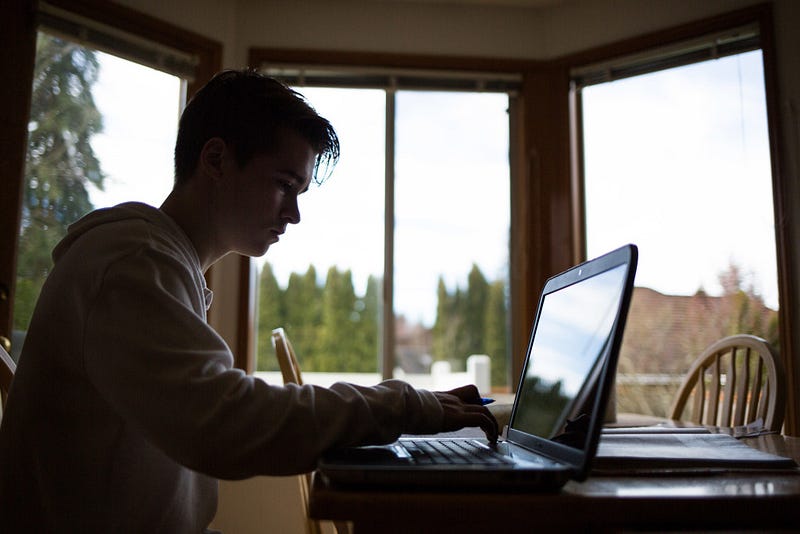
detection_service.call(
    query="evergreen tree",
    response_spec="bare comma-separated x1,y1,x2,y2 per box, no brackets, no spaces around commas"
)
256,263,283,371
484,279,509,388
432,277,468,369
451,287,468,370
431,277,451,362
15,34,105,329
354,275,381,372
316,267,358,371
462,264,489,365
284,265,321,370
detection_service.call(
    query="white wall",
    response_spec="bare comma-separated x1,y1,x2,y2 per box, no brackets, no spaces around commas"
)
109,1,800,532
114,0,795,62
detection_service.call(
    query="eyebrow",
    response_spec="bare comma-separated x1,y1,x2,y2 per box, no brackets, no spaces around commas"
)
279,170,311,193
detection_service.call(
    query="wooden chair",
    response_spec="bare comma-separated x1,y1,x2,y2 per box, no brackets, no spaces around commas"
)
669,334,785,432
1,343,16,410
272,327,304,386
271,328,351,534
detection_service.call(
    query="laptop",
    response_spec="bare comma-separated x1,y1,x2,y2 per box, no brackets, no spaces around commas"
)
317,244,638,491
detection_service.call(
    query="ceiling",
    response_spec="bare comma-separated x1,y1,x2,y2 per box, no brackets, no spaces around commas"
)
369,0,567,7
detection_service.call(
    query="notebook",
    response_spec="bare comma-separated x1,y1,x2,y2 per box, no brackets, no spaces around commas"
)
317,244,638,491
595,431,797,473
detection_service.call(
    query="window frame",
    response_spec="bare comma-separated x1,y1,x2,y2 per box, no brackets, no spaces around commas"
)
254,66,520,384
559,3,796,434
246,48,543,386
0,0,221,354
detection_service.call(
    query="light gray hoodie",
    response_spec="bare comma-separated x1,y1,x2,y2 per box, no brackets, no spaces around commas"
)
0,202,442,533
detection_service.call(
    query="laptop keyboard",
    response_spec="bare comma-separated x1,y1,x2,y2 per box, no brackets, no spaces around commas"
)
403,439,513,465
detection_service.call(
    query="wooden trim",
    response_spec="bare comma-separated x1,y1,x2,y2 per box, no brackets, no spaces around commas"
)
382,90,396,381
508,89,532,389
236,256,256,373
556,3,772,69
43,0,221,96
0,0,37,346
515,64,574,384
249,48,535,74
569,82,586,263
758,5,798,436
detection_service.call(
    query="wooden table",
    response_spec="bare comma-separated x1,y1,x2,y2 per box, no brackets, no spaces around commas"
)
309,434,800,533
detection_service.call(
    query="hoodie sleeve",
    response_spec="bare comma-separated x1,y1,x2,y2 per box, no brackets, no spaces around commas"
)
83,242,443,478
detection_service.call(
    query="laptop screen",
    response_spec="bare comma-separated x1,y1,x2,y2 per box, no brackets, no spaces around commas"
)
510,262,629,450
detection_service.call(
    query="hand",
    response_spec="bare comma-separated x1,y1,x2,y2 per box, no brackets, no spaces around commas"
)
434,384,499,443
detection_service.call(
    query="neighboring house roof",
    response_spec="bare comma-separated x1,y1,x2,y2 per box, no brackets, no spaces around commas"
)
619,287,778,374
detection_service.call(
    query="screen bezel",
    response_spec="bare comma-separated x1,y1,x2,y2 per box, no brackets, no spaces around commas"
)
506,244,638,480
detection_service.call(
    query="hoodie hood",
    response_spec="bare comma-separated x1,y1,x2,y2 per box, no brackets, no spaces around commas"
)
52,201,211,309
53,202,192,263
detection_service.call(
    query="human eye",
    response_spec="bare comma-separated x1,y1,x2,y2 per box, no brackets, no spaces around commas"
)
277,178,295,193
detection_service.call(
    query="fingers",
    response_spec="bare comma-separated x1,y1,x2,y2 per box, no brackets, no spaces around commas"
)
479,411,499,443
444,384,481,404
435,391,500,443
455,409,499,443
468,412,499,443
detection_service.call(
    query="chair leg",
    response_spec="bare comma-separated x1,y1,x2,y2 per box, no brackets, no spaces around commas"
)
333,520,352,534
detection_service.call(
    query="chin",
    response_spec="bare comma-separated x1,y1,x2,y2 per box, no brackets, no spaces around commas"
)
238,243,271,258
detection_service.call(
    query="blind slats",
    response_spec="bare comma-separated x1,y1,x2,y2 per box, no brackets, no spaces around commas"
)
571,25,760,88
37,3,197,81
261,64,522,94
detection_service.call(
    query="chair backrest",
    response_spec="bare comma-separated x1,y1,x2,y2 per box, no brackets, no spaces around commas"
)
669,334,785,432
270,327,351,534
1,343,16,409
271,327,304,385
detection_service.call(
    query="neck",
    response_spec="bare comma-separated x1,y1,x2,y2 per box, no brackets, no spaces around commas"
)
160,183,220,271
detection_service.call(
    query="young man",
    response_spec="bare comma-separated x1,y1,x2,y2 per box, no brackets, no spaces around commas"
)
0,70,497,532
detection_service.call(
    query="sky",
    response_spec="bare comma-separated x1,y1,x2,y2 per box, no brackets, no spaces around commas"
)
88,53,180,208
86,48,779,328
261,87,511,326
582,50,778,309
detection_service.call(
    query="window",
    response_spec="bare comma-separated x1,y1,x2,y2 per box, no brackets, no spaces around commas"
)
395,90,511,391
251,67,516,393
86,52,182,209
12,32,183,357
573,27,783,418
254,87,386,378
0,0,220,361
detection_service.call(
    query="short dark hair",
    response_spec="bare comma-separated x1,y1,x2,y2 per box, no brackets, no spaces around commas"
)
174,69,339,184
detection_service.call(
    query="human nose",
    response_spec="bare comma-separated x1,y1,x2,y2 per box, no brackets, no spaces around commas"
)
282,195,301,225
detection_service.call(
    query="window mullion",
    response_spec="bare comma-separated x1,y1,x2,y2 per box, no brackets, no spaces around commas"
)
382,87,396,380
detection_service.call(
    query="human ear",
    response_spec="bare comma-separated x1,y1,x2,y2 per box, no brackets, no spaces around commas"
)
199,137,227,180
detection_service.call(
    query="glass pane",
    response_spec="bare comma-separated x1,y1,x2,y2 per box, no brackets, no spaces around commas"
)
394,91,511,393
581,50,779,418
13,32,181,358
254,88,385,383
86,53,181,208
